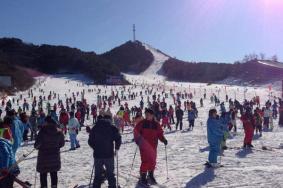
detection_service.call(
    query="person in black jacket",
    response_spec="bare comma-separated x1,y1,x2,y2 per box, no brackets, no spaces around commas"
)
88,113,121,188
34,116,65,188
175,106,184,130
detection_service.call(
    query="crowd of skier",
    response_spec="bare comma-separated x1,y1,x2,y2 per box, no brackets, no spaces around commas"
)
0,79,283,188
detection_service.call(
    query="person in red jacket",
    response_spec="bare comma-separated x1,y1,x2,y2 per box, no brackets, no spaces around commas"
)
59,110,69,135
241,107,255,148
134,108,168,186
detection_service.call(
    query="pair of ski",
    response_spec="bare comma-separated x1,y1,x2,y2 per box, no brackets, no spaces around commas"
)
0,148,36,187
227,145,282,152
204,162,224,169
0,171,32,188
14,177,32,188
137,179,167,188
137,182,166,188
72,184,122,188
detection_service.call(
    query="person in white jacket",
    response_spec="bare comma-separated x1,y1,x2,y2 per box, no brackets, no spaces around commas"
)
67,111,80,150
263,105,272,130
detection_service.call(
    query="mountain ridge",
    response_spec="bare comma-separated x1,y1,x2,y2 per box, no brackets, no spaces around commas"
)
0,37,282,92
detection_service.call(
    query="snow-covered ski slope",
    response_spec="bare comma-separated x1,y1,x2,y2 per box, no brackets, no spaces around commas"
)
8,73,283,188
140,43,170,78
258,60,283,69
123,43,170,84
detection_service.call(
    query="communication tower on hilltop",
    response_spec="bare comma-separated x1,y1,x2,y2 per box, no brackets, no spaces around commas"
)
133,24,136,42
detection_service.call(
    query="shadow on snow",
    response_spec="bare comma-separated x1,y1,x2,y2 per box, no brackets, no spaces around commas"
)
185,168,215,188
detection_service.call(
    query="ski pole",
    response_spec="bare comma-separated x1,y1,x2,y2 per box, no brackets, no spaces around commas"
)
219,144,222,165
165,145,169,180
200,121,207,146
34,167,37,188
89,160,95,188
116,151,120,188
125,146,138,187
9,147,37,172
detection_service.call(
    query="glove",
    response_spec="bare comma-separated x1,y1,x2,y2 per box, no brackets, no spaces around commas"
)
163,139,168,146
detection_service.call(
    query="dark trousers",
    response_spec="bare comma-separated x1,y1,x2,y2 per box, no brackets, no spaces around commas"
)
264,117,269,129
189,119,195,128
176,118,183,130
23,130,29,141
93,116,97,124
40,172,58,188
30,129,37,141
256,124,262,134
0,174,14,188
169,116,175,124
93,158,116,188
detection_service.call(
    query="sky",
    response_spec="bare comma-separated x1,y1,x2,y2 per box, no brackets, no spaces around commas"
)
1,0,283,63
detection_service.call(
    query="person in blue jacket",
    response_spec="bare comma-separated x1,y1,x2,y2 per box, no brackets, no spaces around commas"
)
206,109,224,167
188,108,197,130
220,102,226,113
0,137,17,188
7,110,24,154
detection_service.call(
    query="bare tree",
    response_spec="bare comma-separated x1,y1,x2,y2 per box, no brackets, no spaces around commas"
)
260,53,265,60
271,55,278,62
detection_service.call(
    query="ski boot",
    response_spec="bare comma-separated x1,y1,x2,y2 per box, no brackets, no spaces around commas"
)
247,144,254,148
147,171,157,185
222,145,228,150
139,172,149,187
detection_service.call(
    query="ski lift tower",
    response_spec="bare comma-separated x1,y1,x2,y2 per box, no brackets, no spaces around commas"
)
133,24,136,42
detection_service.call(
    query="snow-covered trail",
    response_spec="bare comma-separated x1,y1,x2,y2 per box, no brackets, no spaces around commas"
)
5,74,283,188
140,43,169,79
123,43,169,84
258,60,283,69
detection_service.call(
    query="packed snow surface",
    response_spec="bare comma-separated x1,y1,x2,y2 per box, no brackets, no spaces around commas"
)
140,43,169,78
5,73,281,188
5,49,283,188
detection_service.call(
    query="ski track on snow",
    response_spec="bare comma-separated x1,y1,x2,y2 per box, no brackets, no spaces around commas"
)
140,43,169,79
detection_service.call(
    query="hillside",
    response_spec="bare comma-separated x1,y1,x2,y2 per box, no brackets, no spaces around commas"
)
0,38,122,83
0,61,35,92
0,38,155,85
101,40,154,74
160,58,283,84
1,37,282,87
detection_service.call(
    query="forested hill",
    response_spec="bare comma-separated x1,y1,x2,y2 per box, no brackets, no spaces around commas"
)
160,58,283,84
0,38,154,88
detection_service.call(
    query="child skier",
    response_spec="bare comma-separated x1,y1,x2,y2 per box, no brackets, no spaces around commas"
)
161,111,171,131
206,109,224,168
0,137,17,188
254,109,263,136
241,108,255,148
134,109,168,186
188,108,197,130
67,112,81,150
